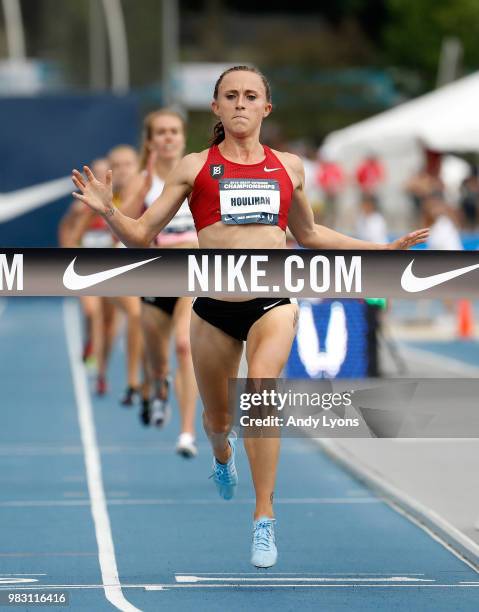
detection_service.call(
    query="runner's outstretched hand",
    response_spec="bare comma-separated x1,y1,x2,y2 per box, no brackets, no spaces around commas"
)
71,166,113,216
387,228,429,250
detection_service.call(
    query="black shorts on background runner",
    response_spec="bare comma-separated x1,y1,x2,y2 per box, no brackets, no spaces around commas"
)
141,297,179,316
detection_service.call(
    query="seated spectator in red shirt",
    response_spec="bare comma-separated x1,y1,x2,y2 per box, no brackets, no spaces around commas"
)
355,154,385,195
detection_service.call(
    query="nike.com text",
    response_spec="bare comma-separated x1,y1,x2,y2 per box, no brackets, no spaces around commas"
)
188,254,362,293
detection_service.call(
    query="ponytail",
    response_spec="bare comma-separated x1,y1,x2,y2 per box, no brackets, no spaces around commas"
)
210,121,225,146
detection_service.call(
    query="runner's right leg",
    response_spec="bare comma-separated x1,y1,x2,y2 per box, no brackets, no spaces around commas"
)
79,295,102,364
111,296,143,405
141,300,172,426
190,311,243,468
172,298,198,442
96,298,117,395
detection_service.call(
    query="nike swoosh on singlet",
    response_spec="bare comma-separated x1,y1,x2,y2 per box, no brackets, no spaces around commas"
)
263,300,283,310
263,167,281,173
63,256,160,290
401,259,479,292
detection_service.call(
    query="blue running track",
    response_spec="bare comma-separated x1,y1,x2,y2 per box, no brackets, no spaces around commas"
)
0,298,478,611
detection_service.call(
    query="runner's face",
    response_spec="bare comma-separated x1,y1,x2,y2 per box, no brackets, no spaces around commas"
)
109,150,139,190
148,115,185,161
212,71,271,138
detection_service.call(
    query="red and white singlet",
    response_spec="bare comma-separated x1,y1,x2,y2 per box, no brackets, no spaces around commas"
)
81,214,115,248
189,145,294,233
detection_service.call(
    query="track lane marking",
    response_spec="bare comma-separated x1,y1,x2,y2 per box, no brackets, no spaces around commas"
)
63,299,140,612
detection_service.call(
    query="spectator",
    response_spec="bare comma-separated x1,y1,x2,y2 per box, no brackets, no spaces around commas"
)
356,195,388,244
355,153,385,196
422,196,463,250
316,153,344,225
405,149,445,221
460,165,479,230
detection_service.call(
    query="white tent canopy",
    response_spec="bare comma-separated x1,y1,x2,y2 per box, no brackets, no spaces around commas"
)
323,71,479,160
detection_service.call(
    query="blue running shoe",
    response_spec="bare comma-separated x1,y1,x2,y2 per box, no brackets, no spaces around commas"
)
251,517,277,568
210,433,238,500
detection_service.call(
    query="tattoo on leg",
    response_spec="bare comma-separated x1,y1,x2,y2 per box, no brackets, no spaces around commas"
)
270,491,274,505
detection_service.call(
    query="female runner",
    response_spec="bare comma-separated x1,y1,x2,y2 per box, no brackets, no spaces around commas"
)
121,109,198,457
72,65,428,568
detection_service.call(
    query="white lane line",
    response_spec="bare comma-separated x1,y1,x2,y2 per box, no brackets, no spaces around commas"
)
0,583,477,590
63,299,140,612
0,579,38,584
0,497,380,508
0,500,91,507
177,572,426,575
0,443,316,456
146,583,479,590
104,497,380,506
175,575,433,583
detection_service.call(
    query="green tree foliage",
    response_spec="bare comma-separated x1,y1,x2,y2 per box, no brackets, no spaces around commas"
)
384,0,479,79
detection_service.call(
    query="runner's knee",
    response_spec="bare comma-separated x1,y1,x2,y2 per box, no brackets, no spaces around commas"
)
175,335,191,361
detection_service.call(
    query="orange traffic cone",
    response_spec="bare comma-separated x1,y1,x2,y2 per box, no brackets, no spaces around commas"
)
457,299,474,339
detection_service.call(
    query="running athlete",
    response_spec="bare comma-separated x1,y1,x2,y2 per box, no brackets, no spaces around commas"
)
72,65,428,568
106,145,145,405
59,158,112,371
121,110,198,457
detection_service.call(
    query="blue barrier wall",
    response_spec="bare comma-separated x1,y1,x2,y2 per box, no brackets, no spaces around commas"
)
0,94,139,247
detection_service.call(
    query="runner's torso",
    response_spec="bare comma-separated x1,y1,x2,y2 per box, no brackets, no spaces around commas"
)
189,145,294,250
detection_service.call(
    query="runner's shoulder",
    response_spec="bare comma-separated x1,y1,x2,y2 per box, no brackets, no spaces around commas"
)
270,149,304,188
271,150,303,175
176,150,210,185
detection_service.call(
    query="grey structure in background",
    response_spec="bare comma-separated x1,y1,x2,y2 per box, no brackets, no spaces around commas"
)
89,0,108,90
1,0,25,60
161,0,180,106
101,0,129,93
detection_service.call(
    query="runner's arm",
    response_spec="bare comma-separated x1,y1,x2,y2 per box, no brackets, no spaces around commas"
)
287,157,428,250
58,201,84,247
72,156,193,247
64,208,97,248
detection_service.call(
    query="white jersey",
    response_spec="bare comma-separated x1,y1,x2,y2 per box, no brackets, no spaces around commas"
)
356,212,388,244
145,174,195,234
428,215,463,250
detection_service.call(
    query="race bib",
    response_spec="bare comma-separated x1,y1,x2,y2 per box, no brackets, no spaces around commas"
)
162,200,195,234
219,178,280,225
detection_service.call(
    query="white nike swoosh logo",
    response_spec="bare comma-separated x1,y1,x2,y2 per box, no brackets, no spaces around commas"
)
63,256,160,290
401,259,479,292
0,176,72,223
263,300,283,310
264,167,281,173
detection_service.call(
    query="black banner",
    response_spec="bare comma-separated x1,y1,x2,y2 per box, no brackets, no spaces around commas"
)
0,248,478,297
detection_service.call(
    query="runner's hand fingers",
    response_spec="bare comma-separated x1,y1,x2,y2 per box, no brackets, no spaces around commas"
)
71,169,86,189
83,166,96,182
72,176,85,192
